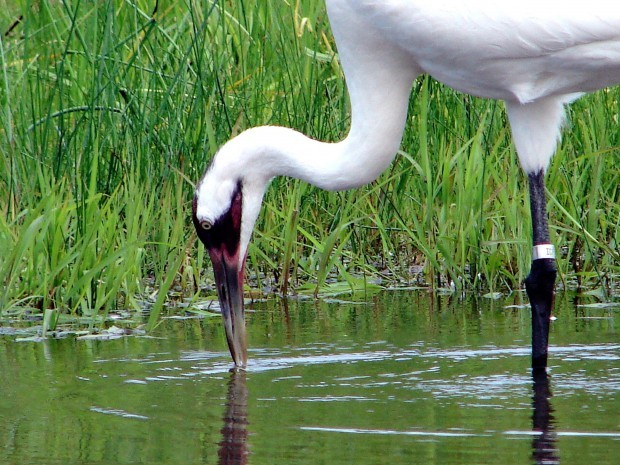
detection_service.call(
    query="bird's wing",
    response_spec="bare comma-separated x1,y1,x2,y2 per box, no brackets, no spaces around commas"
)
340,0,620,102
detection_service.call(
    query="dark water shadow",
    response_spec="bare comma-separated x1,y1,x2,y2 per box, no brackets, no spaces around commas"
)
531,370,559,465
217,370,249,465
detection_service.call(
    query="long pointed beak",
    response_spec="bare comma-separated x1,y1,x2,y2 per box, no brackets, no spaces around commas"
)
209,249,248,367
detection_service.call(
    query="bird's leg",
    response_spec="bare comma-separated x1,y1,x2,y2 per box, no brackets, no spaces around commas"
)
525,170,557,371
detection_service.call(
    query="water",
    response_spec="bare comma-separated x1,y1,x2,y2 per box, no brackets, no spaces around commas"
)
0,291,618,464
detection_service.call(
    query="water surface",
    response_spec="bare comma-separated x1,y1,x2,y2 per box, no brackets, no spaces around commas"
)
1,291,618,464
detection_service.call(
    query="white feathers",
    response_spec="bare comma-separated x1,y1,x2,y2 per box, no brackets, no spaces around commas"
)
196,0,620,266
505,97,569,174
194,173,237,228
346,0,620,103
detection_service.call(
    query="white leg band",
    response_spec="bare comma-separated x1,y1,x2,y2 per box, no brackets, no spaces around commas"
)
532,244,555,260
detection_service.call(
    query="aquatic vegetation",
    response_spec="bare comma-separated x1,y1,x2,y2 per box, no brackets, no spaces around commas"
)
1,0,618,325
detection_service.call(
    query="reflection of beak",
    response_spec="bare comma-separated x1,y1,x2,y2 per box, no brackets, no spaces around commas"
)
209,248,248,367
219,370,249,462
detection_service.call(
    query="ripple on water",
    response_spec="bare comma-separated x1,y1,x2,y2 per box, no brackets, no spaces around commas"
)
299,426,481,437
98,340,619,401
89,407,149,420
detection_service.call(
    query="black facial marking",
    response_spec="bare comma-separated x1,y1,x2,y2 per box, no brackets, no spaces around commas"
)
192,180,243,257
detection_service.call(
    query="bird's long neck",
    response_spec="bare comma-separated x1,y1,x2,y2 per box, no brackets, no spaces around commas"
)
223,6,420,192
236,71,415,192
201,8,423,268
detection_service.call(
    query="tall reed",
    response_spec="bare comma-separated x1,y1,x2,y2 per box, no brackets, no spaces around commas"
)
1,0,618,324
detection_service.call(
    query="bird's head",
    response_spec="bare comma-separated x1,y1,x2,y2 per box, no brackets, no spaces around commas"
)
192,134,270,367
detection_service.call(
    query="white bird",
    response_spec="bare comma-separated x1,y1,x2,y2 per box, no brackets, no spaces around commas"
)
192,0,620,369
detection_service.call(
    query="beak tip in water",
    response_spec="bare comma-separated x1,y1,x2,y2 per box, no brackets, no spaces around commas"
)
208,248,249,370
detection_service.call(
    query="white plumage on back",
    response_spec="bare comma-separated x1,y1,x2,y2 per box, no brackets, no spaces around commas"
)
350,0,620,103
332,0,620,171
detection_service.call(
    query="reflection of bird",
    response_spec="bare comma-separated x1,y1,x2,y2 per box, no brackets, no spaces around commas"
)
218,371,249,465
192,1,620,368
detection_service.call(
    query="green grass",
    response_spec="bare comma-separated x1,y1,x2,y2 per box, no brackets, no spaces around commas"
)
1,0,619,327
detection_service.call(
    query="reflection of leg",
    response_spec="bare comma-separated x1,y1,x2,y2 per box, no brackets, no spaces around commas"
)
525,171,557,370
531,370,559,465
